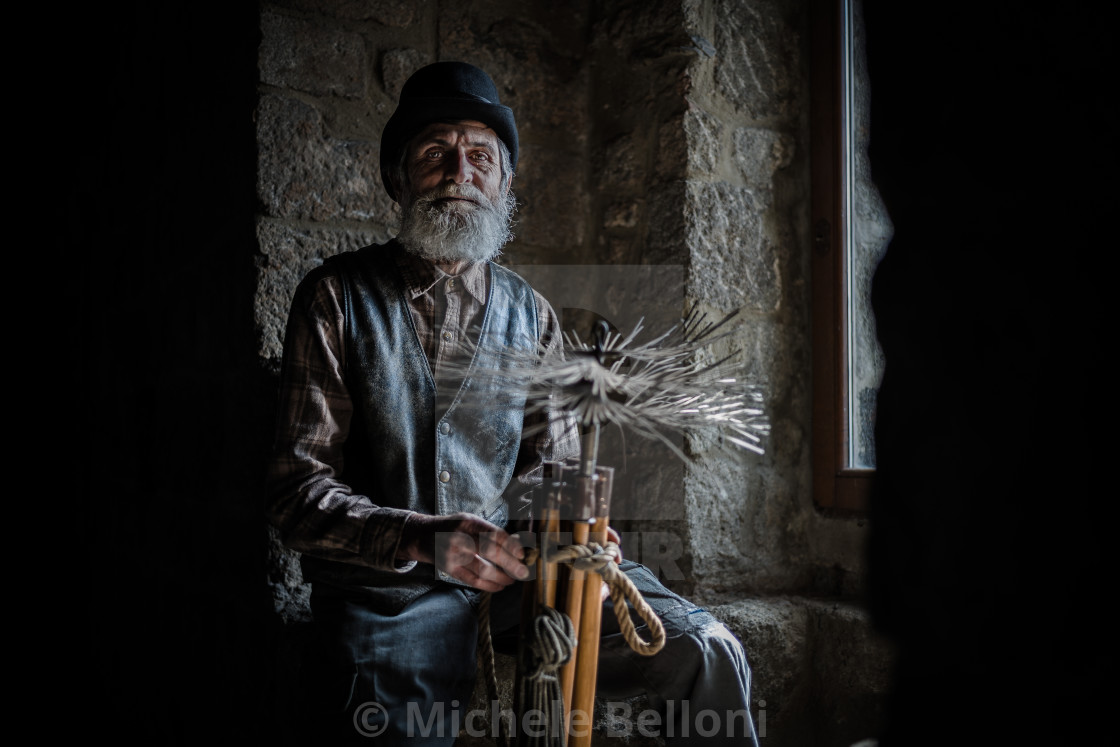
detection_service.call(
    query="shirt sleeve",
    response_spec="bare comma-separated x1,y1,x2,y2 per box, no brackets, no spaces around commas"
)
264,267,417,572
502,289,582,521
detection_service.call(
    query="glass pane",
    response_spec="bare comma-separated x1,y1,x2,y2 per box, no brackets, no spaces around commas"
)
843,0,892,469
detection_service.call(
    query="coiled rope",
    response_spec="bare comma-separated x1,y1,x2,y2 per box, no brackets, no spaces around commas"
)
542,541,666,657
475,589,514,746
477,540,666,745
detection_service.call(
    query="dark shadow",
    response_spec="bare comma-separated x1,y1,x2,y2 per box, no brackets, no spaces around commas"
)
73,2,274,742
863,4,1113,745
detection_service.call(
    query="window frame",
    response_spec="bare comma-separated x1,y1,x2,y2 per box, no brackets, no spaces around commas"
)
810,0,873,513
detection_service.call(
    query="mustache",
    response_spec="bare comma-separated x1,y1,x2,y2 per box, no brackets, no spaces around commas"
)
413,183,490,207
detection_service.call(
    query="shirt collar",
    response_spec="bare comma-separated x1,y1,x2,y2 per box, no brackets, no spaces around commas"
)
394,244,489,304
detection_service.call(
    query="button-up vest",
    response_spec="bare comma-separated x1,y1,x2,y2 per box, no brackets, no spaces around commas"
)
299,243,539,612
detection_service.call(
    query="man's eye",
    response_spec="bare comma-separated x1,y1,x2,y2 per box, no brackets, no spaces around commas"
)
425,150,443,159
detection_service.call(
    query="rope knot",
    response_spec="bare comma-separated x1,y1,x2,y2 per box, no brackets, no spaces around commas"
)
570,542,617,572
538,539,665,657
526,605,575,681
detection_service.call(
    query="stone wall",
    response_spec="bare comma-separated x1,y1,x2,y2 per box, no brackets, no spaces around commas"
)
254,1,890,744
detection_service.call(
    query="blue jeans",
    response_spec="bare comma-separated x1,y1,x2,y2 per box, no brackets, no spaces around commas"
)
305,560,760,745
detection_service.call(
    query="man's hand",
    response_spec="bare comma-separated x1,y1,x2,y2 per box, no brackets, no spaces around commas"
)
398,512,530,592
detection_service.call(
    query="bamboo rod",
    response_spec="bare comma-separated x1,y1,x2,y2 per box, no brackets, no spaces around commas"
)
538,461,566,610
559,468,595,731
540,506,560,609
567,466,613,747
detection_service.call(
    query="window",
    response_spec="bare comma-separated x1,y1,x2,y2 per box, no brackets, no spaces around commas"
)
810,0,891,512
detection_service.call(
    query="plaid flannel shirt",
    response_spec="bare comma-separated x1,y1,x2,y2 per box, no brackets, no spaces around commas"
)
266,247,579,572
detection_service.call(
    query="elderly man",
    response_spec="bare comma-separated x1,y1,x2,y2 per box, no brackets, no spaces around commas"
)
267,61,760,745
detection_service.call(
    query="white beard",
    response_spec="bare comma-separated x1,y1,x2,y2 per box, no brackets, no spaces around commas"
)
396,183,515,264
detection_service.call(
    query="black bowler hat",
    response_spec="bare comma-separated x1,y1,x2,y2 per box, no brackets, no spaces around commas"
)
379,61,518,202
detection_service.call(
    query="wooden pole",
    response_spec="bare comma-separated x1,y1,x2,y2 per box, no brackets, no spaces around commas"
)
538,468,563,611
559,468,594,732
567,465,613,747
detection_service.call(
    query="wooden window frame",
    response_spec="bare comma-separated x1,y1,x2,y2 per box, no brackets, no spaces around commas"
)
810,0,873,513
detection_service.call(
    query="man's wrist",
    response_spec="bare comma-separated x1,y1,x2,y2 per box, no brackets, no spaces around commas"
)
396,513,417,562
396,512,433,564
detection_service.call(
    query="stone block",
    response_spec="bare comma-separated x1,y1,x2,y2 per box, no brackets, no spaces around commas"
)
709,597,811,721
684,180,780,313
259,12,367,99
710,596,893,747
381,47,429,99
733,126,796,209
803,599,893,744
711,0,802,123
683,104,724,178
255,93,399,224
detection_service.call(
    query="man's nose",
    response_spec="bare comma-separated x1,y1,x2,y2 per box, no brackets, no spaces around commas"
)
447,149,473,185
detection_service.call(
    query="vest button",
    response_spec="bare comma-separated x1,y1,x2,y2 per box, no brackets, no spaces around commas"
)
439,470,451,483
439,422,451,435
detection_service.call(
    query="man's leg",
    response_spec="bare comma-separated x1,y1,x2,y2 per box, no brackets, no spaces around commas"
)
487,561,760,745
594,560,760,746
304,584,478,745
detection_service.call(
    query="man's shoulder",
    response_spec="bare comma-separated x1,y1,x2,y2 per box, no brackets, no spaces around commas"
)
293,241,401,300
324,240,399,271
490,261,546,309
487,262,560,333
488,259,525,283
296,241,398,284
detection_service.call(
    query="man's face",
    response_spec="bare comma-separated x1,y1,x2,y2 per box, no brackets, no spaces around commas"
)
405,120,506,208
395,120,515,264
